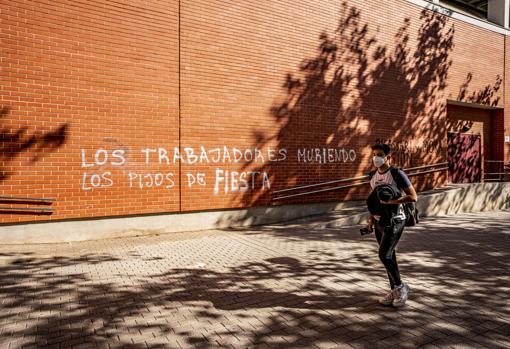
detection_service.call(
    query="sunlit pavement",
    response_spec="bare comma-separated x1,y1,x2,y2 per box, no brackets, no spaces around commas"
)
1,209,509,349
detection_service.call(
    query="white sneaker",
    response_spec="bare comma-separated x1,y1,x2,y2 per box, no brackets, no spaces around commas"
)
378,289,396,306
392,283,410,307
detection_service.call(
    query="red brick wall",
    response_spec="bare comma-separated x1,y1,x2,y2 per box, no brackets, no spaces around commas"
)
0,0,506,223
491,109,505,162
0,0,179,222
506,36,510,161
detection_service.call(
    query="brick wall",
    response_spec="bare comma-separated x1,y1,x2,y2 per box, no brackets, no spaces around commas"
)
491,109,505,163
0,0,506,223
506,36,510,161
1,0,179,222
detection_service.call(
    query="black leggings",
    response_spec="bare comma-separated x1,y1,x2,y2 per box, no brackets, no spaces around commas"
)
375,219,405,289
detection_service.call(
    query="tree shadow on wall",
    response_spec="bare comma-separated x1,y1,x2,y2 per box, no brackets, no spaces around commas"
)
456,72,502,107
0,106,69,182
233,4,455,213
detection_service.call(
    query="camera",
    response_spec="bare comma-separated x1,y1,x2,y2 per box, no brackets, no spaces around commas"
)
359,227,373,236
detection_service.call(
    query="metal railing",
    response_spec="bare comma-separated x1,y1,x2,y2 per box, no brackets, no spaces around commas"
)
483,160,510,182
272,162,448,201
0,196,55,214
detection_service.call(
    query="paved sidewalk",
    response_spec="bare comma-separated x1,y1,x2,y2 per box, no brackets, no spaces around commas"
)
1,210,509,349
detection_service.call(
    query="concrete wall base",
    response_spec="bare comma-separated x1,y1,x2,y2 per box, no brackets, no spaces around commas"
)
1,183,508,244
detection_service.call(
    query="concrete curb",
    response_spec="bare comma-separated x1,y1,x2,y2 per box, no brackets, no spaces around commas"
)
0,183,508,244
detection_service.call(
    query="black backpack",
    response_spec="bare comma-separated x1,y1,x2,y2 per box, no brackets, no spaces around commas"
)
368,167,419,227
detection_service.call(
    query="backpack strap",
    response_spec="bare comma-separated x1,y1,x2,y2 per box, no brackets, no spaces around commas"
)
389,166,400,176
389,166,404,191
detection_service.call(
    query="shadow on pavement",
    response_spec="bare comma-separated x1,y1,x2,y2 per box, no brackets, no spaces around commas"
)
1,212,509,348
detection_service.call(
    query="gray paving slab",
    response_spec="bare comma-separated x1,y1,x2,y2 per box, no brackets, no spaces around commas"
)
1,209,509,348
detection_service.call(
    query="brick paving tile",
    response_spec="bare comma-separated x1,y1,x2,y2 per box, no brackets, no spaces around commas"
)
72,344,96,349
313,340,351,349
430,335,496,349
162,337,183,349
20,345,39,349
467,335,508,349
38,344,60,349
150,343,167,349
420,345,444,349
449,344,489,349
1,210,510,349
95,343,110,349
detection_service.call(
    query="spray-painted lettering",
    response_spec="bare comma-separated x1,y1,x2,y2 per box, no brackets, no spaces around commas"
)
297,148,356,163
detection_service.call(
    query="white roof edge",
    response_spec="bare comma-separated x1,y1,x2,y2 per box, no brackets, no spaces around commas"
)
405,0,510,36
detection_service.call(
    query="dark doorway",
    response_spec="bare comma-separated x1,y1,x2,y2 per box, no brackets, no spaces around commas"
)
447,132,481,183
